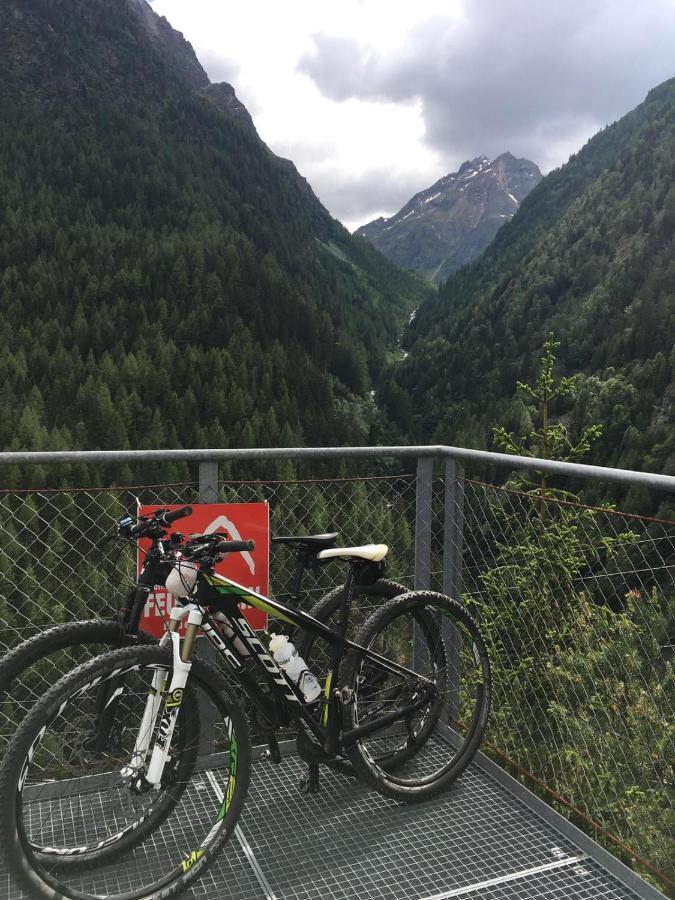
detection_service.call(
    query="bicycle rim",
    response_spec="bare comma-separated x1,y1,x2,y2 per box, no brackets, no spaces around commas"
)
345,593,491,791
3,646,249,900
295,579,406,684
0,621,155,774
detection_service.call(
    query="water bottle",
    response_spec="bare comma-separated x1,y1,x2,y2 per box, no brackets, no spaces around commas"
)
268,634,322,703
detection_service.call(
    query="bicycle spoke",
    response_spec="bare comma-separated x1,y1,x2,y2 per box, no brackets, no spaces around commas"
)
1,646,249,900
342,592,491,799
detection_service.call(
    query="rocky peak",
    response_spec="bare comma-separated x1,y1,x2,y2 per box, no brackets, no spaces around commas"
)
356,153,542,283
457,155,490,176
201,82,255,130
125,0,261,137
125,0,208,88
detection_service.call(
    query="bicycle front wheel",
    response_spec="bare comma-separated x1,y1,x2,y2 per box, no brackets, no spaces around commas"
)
0,644,250,900
341,591,491,801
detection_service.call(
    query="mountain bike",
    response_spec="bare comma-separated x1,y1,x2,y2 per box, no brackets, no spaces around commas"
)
0,537,491,900
0,505,190,759
0,509,406,769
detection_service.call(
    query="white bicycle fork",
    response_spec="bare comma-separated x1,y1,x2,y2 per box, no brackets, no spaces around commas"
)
122,604,203,787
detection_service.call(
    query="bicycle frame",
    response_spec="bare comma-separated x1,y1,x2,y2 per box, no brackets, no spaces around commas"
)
135,567,436,786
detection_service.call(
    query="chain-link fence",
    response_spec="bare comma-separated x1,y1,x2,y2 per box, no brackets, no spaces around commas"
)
217,473,446,602
0,451,673,894
0,484,200,647
453,477,675,892
0,473,446,770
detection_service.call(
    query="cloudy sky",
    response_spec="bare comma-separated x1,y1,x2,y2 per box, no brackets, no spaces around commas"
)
151,0,675,232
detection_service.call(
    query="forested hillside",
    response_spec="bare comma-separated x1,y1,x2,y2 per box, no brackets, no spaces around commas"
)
0,0,430,478
384,78,675,488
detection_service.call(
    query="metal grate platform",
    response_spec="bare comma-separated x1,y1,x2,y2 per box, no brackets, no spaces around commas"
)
189,750,664,900
3,747,666,900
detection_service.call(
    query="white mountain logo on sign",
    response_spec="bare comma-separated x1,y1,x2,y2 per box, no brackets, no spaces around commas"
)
205,514,255,575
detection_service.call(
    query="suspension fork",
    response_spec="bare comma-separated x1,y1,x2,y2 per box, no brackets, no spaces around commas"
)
118,626,172,779
132,605,202,787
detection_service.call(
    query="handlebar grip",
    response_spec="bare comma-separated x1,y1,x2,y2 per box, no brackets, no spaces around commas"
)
129,520,148,538
164,505,193,525
129,506,193,538
215,539,255,554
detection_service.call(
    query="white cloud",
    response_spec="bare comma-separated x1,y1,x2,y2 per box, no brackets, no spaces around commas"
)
151,0,675,231
150,0,454,229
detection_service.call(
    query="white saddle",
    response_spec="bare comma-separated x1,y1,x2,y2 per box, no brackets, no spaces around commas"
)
317,544,388,562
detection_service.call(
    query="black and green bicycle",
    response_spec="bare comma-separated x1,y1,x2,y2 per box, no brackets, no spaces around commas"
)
0,507,406,770
0,526,492,900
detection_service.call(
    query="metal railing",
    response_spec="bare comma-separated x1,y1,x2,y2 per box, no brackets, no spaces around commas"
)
0,445,673,893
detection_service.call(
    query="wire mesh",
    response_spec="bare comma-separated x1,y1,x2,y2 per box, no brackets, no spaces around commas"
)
0,474,445,758
454,477,675,891
0,467,672,894
0,473,448,652
216,474,446,604
0,484,203,768
0,484,200,645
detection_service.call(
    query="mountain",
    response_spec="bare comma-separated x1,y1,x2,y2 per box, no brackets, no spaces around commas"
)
383,79,675,495
0,0,432,477
356,154,542,284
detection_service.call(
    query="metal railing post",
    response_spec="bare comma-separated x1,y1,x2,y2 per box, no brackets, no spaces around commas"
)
198,461,219,504
442,458,465,721
414,456,434,669
414,456,434,590
197,459,218,754
443,458,465,601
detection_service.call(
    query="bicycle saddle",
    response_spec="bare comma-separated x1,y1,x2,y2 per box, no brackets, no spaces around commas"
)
271,532,338,550
317,544,388,562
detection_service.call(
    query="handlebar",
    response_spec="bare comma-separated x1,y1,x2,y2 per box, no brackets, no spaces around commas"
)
119,506,193,539
117,508,254,563
180,534,256,562
214,539,255,554
163,505,193,525
129,519,153,538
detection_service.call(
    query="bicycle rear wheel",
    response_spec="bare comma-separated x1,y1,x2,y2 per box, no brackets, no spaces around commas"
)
0,619,156,763
341,591,491,801
0,644,250,900
295,579,439,771
294,578,407,683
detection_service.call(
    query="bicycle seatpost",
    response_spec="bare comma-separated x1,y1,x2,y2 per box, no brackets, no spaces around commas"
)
289,551,312,603
324,562,357,756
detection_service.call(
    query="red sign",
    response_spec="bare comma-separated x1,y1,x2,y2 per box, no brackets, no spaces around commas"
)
138,503,269,637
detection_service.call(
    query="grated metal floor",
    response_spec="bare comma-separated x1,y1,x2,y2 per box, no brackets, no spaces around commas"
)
191,752,662,900
2,747,665,900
